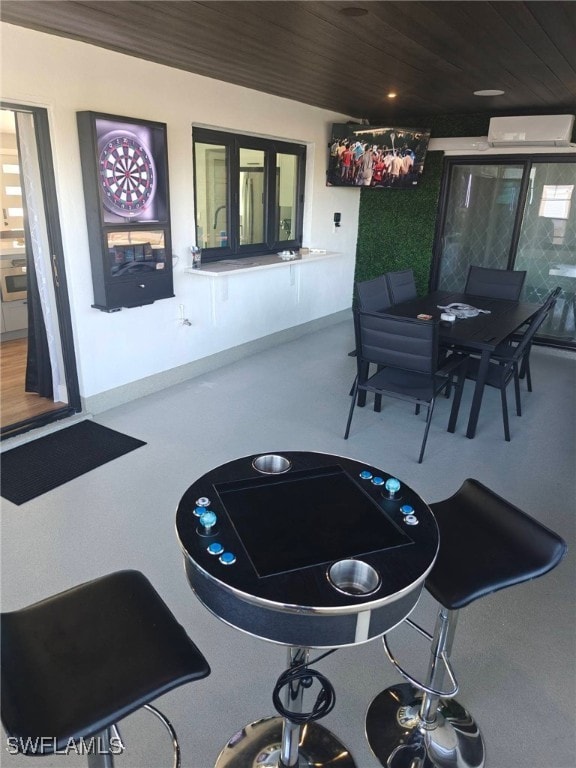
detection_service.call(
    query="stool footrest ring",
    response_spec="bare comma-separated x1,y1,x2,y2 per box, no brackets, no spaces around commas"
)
143,704,181,768
382,618,459,698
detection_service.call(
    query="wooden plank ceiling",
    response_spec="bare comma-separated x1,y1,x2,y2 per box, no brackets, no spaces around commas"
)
2,1,575,119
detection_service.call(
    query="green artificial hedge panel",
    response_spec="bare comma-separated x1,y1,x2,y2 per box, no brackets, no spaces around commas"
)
355,151,444,295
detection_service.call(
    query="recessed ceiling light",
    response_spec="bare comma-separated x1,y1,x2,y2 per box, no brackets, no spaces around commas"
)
387,92,397,99
339,7,369,17
473,89,505,97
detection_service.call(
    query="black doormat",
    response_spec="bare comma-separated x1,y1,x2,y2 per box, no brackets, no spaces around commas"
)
1,421,146,505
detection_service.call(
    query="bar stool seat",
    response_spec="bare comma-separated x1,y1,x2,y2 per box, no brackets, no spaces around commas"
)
1,570,210,764
366,479,567,768
427,478,567,609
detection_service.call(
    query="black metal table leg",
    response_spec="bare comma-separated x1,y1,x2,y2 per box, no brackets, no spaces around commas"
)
466,349,490,438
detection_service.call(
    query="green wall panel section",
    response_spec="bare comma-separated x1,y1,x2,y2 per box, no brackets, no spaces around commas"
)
355,150,444,295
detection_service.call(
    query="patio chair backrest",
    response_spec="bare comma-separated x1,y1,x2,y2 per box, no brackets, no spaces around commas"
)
356,275,392,311
357,310,438,376
465,266,526,301
386,269,417,304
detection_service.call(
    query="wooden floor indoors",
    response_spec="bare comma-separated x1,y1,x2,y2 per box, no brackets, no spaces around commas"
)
0,337,63,428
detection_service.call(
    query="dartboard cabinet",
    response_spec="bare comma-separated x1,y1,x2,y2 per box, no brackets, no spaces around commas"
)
77,111,174,311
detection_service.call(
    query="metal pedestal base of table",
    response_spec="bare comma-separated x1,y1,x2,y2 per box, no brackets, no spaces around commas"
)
365,684,485,768
214,716,355,768
215,647,356,768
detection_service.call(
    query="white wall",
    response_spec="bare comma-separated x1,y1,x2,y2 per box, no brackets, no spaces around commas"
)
1,23,361,401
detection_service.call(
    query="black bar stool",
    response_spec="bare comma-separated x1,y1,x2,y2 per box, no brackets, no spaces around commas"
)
365,479,567,768
1,570,210,767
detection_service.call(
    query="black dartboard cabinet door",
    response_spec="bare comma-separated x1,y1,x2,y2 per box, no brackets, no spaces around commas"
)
77,111,174,311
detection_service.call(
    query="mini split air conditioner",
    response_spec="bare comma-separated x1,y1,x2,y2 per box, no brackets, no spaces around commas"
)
488,114,575,147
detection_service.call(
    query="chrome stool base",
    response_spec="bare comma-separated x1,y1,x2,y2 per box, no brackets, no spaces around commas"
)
87,704,182,768
365,684,485,768
214,716,356,768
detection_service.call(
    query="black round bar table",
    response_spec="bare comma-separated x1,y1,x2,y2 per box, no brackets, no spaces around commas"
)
176,451,439,768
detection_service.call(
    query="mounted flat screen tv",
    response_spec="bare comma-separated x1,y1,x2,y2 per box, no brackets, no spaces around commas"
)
327,123,431,188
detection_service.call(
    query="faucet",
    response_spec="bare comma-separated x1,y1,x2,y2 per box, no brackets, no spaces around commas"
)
213,205,226,230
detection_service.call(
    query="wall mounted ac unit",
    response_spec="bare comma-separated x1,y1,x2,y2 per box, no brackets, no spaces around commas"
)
488,114,575,147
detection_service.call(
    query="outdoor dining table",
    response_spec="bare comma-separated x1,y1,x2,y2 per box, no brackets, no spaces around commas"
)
379,290,542,439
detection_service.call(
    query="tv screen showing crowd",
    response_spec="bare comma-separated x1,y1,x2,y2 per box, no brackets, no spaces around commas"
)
327,123,431,189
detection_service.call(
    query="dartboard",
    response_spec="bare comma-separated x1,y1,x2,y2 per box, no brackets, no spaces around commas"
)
98,130,156,218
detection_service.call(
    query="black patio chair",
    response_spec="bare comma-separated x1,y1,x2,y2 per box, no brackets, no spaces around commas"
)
345,311,468,463
386,269,417,304
494,286,562,390
470,287,562,392
463,301,549,441
351,276,393,405
464,265,526,301
512,286,562,392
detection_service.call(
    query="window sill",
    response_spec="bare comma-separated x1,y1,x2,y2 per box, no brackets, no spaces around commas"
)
184,250,341,277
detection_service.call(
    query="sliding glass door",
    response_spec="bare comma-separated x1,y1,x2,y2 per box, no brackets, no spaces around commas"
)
433,156,576,347
1,103,80,437
514,162,576,343
436,162,524,292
